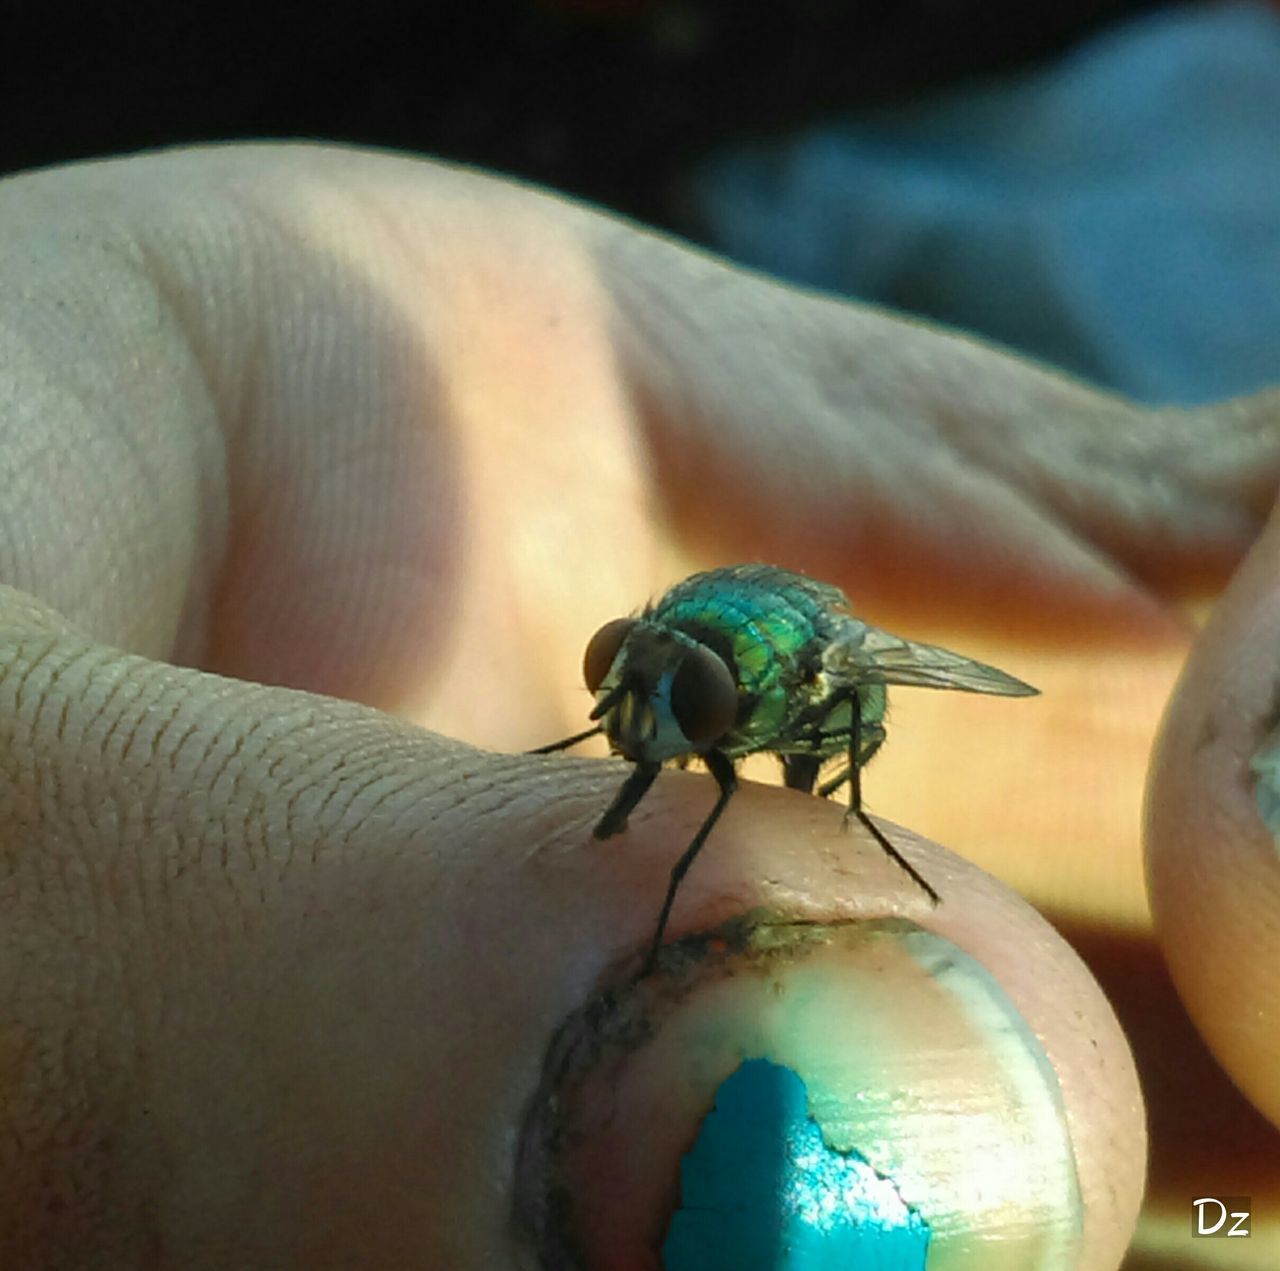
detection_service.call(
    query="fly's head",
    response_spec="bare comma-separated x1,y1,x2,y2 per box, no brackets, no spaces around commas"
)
582,617,738,764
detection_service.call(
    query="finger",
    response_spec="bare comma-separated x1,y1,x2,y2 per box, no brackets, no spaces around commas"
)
600,228,1280,638
1,140,1246,743
1,143,624,717
0,588,1143,1267
0,587,588,1267
520,754,1146,1268
1146,495,1280,1133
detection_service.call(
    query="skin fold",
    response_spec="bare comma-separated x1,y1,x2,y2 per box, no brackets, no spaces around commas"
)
0,144,1276,1267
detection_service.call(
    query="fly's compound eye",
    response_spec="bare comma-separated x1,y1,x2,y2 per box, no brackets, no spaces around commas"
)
670,644,737,744
583,618,635,694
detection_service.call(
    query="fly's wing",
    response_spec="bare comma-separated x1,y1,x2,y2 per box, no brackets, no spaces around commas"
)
822,620,1038,697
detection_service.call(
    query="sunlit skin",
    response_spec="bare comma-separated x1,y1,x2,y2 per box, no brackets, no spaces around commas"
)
0,145,1277,1267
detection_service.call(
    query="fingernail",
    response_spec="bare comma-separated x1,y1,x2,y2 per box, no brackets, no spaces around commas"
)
516,918,1084,1269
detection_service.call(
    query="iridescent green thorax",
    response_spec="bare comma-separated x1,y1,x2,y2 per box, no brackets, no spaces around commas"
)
646,564,883,758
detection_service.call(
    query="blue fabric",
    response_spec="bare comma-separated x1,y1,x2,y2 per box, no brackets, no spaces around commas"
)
691,2,1280,404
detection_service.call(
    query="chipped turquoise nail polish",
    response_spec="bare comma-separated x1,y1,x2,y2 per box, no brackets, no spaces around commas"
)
1251,731,1280,841
663,1058,929,1270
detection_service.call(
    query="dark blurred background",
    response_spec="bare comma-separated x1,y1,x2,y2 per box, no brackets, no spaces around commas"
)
6,0,1278,400
3,0,1161,227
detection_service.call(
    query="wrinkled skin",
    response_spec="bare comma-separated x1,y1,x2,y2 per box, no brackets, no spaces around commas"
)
0,145,1276,1268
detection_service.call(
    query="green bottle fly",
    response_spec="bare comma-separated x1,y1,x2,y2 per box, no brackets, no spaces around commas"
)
535,564,1037,972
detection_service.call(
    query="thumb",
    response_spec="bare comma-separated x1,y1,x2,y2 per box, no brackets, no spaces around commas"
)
2,586,1144,1268
0,584,585,1266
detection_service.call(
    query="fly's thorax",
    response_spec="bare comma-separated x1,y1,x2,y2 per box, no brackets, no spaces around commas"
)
593,621,738,764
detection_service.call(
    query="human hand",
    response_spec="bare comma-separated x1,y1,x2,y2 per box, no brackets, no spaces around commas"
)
1,144,1275,1267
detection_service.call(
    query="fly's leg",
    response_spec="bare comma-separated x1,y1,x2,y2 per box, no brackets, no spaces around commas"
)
529,725,604,755
843,688,940,905
813,722,885,798
817,766,850,798
595,761,661,839
782,754,821,792
642,749,737,974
